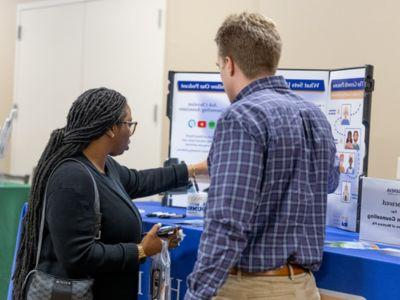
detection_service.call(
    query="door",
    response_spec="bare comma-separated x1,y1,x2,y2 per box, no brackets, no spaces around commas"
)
11,1,85,175
11,0,166,175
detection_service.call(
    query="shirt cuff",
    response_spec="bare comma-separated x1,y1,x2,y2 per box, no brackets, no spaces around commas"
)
173,163,189,187
184,289,208,300
121,243,139,272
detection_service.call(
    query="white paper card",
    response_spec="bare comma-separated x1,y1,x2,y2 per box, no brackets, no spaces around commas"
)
360,177,400,246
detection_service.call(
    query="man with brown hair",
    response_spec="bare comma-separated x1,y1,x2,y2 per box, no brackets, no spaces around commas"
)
185,12,339,300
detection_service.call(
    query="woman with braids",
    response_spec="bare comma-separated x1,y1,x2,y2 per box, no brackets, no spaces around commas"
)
12,87,208,299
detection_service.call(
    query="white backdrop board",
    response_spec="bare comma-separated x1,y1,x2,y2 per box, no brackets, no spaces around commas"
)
167,66,374,232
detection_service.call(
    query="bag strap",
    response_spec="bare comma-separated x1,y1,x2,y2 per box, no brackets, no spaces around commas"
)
35,158,101,268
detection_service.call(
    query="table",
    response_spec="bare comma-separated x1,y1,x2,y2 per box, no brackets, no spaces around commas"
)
0,182,30,300
136,201,400,300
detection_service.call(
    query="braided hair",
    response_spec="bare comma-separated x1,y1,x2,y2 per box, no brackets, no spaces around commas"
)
13,87,127,299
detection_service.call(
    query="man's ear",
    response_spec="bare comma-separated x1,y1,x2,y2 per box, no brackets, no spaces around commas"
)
105,127,115,138
225,56,235,77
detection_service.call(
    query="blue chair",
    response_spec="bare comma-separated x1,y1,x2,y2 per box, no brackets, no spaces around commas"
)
7,203,28,300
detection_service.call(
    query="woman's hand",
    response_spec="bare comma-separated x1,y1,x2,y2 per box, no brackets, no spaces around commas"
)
188,160,208,177
140,224,162,257
167,228,182,249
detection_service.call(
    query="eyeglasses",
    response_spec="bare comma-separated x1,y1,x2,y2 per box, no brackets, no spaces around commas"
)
118,121,138,135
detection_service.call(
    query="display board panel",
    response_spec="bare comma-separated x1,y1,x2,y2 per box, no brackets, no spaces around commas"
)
167,66,374,232
277,67,373,231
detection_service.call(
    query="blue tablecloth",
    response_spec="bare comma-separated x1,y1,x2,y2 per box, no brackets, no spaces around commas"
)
136,201,400,300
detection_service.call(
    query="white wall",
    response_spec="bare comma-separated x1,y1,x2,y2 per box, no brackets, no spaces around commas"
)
2,0,400,179
162,0,400,179
161,0,260,162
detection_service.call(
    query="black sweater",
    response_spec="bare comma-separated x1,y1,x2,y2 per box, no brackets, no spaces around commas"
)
37,154,188,299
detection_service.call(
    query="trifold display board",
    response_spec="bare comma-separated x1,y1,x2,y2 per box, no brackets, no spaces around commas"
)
166,66,374,232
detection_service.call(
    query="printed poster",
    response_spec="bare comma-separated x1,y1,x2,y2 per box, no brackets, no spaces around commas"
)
325,68,367,231
169,73,230,196
168,68,370,231
278,68,368,231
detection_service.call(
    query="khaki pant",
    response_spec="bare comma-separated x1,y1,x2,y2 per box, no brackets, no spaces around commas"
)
213,271,320,300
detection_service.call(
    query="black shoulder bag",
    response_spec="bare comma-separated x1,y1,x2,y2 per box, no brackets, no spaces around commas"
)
22,158,101,300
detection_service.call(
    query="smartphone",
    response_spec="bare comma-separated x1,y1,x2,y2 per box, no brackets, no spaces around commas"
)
157,225,180,237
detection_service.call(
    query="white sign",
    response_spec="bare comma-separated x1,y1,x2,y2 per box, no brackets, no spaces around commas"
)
170,72,230,164
359,177,400,246
169,72,230,199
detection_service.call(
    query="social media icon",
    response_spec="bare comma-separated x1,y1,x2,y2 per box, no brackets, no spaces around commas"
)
197,121,206,128
208,121,216,129
188,119,196,128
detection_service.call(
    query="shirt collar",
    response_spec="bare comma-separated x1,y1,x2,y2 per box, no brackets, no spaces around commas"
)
233,75,289,103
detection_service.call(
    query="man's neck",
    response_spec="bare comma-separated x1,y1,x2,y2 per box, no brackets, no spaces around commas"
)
232,72,272,101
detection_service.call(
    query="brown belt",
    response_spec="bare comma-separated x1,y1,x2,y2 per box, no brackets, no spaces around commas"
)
230,264,307,277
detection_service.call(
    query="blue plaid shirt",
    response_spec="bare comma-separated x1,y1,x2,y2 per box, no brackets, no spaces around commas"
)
185,76,339,300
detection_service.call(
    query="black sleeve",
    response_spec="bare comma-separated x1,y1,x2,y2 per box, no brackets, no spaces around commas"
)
46,163,139,276
107,157,189,199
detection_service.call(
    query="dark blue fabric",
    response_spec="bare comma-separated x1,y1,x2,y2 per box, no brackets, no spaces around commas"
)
136,202,400,300
12,202,400,300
